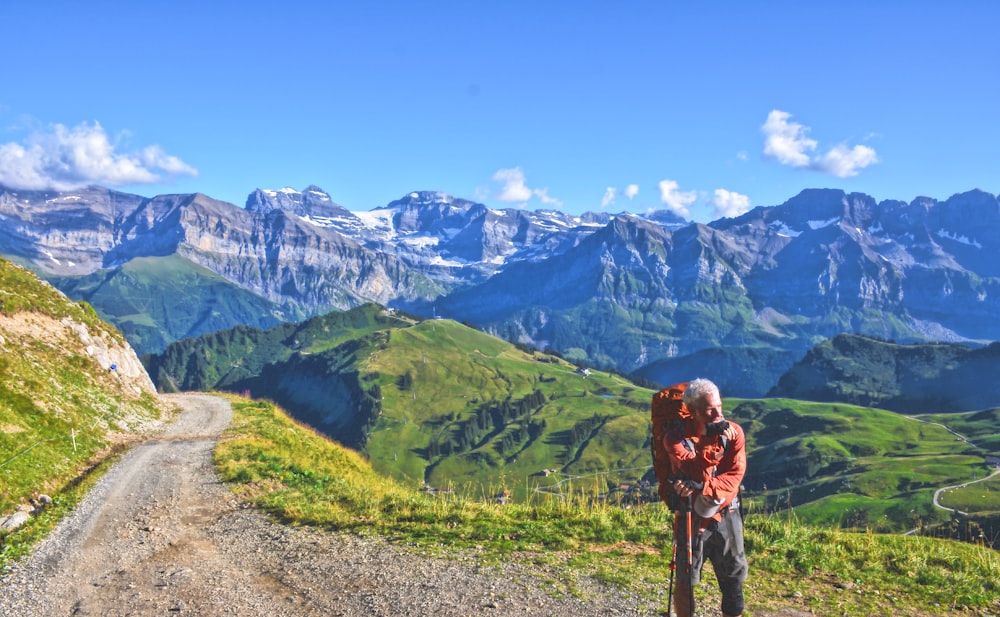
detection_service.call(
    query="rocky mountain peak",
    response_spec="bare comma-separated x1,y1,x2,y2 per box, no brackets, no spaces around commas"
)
383,191,483,234
642,208,689,230
244,185,352,221
387,190,463,208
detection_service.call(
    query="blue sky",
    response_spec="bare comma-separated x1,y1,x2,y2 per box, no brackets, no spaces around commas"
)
1,1,997,222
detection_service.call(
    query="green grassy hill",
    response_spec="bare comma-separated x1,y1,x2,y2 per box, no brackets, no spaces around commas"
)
918,407,1000,453
729,398,992,531
144,301,399,393
0,257,167,553
147,309,654,497
47,254,298,356
361,318,652,494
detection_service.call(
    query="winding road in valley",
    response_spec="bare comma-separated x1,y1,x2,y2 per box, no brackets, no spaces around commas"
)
931,467,1000,516
899,414,998,535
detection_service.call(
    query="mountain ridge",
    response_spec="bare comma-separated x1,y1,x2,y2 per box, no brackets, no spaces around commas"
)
1,183,997,388
771,333,1000,413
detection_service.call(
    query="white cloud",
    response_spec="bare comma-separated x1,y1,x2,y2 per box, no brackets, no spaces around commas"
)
710,189,752,218
141,145,197,175
658,179,696,218
533,186,563,207
762,110,816,167
736,151,749,161
0,121,197,191
761,109,878,178
601,184,637,209
491,166,562,207
601,186,617,208
492,166,533,203
812,144,879,178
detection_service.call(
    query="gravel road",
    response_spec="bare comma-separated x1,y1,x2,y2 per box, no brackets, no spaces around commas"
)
0,393,697,617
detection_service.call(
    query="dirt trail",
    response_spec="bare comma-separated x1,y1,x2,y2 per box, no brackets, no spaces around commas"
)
0,394,273,615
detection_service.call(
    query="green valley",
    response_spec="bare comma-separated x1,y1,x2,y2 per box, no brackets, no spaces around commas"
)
47,254,297,356
145,306,999,535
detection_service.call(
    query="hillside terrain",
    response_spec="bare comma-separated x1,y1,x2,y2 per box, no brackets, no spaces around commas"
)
0,256,168,522
772,334,1000,413
48,254,290,355
145,306,654,495
633,346,804,398
0,394,667,617
6,393,996,617
143,307,998,533
1,257,998,615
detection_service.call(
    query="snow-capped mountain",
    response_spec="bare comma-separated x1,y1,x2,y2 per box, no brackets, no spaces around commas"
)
1,182,998,385
246,187,614,281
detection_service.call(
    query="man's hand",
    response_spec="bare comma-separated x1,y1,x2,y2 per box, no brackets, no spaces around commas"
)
705,420,730,436
672,478,704,497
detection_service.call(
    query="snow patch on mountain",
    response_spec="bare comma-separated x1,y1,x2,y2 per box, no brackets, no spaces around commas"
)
305,188,331,201
936,228,982,248
429,255,470,267
807,217,840,230
400,235,441,249
298,213,364,230
353,208,397,233
768,221,802,237
407,191,453,204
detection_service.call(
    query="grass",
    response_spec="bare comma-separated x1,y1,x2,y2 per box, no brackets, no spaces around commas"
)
362,319,653,495
0,330,165,515
726,398,986,531
0,453,121,565
215,395,1000,616
918,409,1000,455
0,256,168,567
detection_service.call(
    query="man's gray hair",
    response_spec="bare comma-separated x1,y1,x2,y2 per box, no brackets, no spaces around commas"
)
684,378,719,408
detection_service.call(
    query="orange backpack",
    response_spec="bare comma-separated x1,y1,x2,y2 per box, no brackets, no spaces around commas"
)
650,382,692,507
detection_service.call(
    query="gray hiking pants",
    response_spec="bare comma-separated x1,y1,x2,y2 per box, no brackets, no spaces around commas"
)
676,509,748,614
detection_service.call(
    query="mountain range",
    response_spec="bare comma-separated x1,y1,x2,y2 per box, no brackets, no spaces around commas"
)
2,183,997,394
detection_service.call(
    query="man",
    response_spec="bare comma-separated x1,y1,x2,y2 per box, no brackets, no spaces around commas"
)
667,378,747,617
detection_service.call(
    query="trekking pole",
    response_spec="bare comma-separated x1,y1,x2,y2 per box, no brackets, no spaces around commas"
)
667,511,677,611
686,495,695,616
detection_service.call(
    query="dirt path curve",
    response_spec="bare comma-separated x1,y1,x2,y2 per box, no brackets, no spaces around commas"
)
0,394,805,617
0,394,267,616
